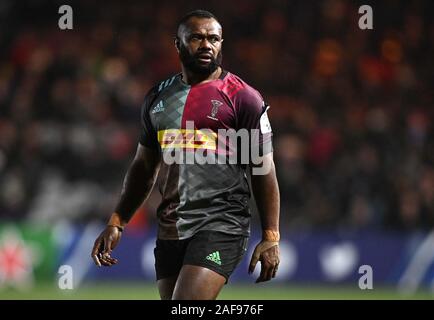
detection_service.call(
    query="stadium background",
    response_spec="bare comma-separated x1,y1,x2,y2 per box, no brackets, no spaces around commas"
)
1,0,434,299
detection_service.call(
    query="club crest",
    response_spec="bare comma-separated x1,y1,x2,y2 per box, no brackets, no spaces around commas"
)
207,100,223,121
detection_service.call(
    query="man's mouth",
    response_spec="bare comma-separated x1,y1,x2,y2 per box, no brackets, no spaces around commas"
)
196,54,213,63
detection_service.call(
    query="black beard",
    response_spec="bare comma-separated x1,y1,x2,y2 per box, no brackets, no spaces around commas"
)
179,44,222,75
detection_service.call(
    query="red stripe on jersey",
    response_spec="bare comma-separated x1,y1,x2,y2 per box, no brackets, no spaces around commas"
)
221,73,244,99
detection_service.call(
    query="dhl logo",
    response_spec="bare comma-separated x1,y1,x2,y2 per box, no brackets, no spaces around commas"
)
158,129,217,150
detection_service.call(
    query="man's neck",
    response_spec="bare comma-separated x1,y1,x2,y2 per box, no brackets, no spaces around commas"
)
180,66,222,86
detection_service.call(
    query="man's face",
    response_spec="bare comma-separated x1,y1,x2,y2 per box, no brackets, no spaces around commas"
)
177,17,223,75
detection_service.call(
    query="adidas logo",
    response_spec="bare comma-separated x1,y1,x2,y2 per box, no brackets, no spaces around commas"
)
206,251,221,265
152,101,164,114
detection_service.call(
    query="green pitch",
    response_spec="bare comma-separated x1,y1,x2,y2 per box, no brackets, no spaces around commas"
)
0,283,433,300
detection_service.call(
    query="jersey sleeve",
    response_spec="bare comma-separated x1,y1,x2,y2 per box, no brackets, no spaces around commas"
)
233,87,273,156
139,89,160,150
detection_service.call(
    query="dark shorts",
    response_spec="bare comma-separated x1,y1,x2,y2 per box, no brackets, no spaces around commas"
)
154,231,249,283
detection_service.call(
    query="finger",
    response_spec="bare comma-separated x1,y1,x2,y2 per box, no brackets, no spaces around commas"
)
101,252,118,265
103,236,113,255
99,259,112,267
104,255,118,264
92,254,101,267
98,254,111,266
248,252,260,274
256,262,269,283
91,238,103,266
263,264,274,282
98,241,105,253
98,253,114,267
92,237,102,256
272,264,279,278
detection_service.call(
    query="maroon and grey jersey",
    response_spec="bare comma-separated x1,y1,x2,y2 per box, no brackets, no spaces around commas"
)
139,70,273,240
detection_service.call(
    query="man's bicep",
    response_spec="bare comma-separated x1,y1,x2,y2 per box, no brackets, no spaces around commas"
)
139,88,160,150
234,88,273,162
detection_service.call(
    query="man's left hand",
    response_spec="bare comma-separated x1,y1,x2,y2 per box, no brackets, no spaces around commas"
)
248,240,280,283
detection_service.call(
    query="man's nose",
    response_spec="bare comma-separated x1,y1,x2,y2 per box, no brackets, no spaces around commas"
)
199,38,212,50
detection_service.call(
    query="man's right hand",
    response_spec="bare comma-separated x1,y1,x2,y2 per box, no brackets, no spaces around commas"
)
91,226,122,267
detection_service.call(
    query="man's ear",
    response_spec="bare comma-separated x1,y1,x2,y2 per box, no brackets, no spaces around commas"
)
174,37,180,52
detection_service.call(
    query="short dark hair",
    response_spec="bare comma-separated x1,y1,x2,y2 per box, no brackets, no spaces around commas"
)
176,10,220,36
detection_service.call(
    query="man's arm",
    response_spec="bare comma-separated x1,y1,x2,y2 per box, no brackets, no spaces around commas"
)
113,143,161,226
91,143,160,267
248,153,280,282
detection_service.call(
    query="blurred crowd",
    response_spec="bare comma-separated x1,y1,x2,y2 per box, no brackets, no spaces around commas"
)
0,0,433,231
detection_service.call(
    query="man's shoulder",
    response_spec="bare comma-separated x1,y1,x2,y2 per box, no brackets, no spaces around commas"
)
155,74,180,93
142,74,180,107
221,71,263,104
147,74,180,96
